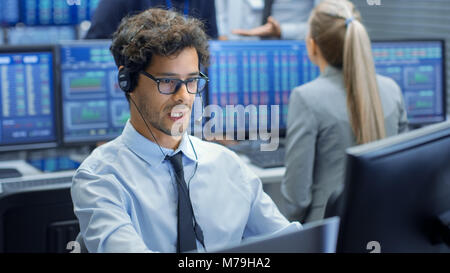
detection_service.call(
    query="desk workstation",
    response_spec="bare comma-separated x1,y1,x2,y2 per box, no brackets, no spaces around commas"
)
0,0,449,255
0,37,448,253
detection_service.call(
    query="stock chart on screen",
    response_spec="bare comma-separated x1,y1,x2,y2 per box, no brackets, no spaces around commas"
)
60,40,128,144
20,0,100,25
207,40,320,134
207,40,445,136
372,40,445,125
0,47,58,151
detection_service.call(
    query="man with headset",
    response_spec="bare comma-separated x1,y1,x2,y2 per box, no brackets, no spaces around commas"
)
71,8,301,253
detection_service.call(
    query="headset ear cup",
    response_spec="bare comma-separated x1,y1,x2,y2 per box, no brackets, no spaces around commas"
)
118,68,133,93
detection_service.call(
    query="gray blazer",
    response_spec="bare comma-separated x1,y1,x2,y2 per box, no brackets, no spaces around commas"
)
281,66,408,223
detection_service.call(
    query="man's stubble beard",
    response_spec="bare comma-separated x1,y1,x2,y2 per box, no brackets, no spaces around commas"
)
138,100,190,137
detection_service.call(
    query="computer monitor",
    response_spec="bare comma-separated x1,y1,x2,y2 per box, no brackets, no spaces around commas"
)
7,26,77,45
0,45,59,152
337,120,450,253
211,217,340,253
207,40,319,138
0,0,19,26
20,0,100,25
73,0,101,22
372,40,446,125
59,40,128,144
207,40,446,139
60,40,205,144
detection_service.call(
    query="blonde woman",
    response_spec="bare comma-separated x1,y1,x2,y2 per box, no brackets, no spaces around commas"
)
281,0,408,223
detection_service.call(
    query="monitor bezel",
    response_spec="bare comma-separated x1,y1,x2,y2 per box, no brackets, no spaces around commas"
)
0,45,61,152
371,38,447,126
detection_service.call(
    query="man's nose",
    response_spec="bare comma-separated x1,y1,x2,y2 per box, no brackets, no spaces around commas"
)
172,82,192,102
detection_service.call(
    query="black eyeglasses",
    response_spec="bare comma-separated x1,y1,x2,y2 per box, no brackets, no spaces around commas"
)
140,71,209,95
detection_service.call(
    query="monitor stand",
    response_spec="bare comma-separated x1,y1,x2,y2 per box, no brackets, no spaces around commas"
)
0,168,22,179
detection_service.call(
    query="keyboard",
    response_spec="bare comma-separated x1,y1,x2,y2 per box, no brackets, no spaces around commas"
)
245,147,286,168
0,171,74,196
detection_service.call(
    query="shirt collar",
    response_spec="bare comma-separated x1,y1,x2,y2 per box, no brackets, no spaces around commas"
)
121,120,198,166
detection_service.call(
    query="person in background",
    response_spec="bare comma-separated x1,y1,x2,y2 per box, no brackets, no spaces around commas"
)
85,0,218,39
281,0,408,223
215,0,264,40
72,8,301,253
232,0,321,40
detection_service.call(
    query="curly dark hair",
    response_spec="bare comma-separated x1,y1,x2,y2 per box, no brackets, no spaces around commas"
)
110,8,210,93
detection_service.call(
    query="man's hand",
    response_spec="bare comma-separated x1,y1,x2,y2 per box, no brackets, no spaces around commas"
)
232,16,281,38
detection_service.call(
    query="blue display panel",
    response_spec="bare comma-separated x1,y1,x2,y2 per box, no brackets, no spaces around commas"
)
207,40,320,134
7,25,76,45
372,40,445,125
60,40,128,143
208,40,446,135
0,0,20,25
20,0,100,25
0,49,57,149
60,40,204,144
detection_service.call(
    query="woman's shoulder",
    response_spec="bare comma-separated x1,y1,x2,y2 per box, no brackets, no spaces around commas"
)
376,74,400,91
375,74,403,101
291,72,346,106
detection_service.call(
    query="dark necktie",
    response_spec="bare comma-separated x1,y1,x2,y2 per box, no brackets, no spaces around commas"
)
262,0,274,25
166,152,198,252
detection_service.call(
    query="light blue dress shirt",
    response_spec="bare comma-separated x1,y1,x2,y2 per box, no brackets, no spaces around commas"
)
71,120,301,252
272,0,322,40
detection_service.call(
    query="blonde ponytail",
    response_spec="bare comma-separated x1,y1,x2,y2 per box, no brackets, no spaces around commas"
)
309,0,385,144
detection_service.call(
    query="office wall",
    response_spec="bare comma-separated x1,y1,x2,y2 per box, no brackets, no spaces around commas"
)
353,0,450,116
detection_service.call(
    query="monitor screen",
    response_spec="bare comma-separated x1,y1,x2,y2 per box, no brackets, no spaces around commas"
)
60,40,204,144
207,40,446,138
372,40,446,125
207,40,319,138
337,121,450,253
60,40,128,144
0,46,58,151
19,0,100,25
0,0,19,26
7,26,77,45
